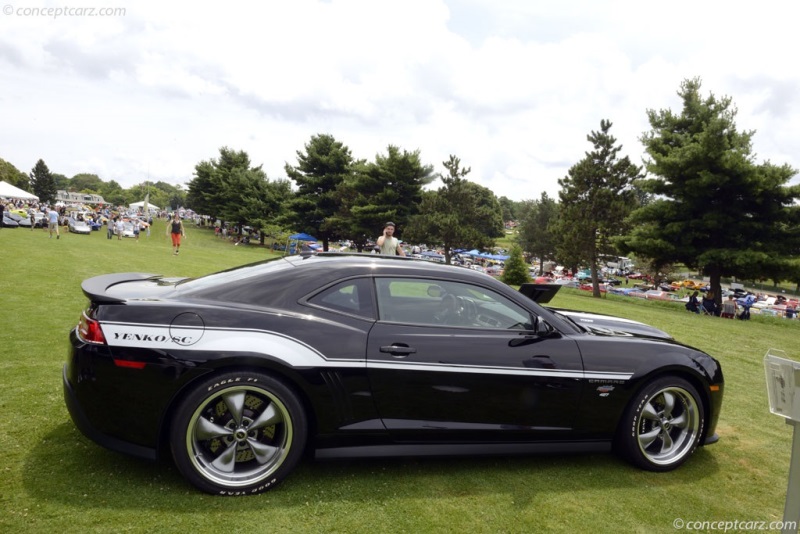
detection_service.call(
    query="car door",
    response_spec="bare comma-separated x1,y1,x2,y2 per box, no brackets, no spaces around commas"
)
367,276,584,442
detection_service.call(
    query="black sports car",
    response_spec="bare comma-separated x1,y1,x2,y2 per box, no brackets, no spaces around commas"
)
64,253,724,495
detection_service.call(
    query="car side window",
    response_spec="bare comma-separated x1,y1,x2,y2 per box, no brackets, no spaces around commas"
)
308,278,375,319
375,277,533,329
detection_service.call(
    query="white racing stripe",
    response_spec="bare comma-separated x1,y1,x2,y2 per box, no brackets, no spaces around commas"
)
100,321,632,380
367,361,632,380
100,322,350,367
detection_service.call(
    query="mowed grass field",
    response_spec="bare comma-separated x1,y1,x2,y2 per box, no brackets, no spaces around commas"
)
1,220,798,533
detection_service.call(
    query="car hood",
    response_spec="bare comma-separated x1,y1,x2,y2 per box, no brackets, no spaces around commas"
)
547,307,673,340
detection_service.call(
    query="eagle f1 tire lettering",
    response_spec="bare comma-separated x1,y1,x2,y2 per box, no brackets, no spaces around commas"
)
169,371,307,495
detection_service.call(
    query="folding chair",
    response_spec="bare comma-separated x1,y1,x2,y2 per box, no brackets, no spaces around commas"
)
701,300,716,316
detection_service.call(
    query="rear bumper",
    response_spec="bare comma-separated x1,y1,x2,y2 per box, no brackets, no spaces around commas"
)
63,362,157,461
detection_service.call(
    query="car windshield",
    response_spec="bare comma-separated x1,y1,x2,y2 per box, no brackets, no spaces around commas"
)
177,257,296,292
547,308,588,332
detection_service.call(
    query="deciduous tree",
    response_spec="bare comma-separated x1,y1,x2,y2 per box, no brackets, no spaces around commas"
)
0,158,29,189
498,196,522,222
70,173,103,192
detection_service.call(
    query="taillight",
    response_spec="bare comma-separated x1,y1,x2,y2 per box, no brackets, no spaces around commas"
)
78,311,106,344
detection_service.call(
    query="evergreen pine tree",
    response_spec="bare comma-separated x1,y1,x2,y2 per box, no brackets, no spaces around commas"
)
501,244,531,286
30,159,57,204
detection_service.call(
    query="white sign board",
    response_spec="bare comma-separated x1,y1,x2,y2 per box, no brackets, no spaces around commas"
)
765,349,800,422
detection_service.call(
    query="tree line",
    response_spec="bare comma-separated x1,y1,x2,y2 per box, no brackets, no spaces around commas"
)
186,78,800,305
515,78,800,303
1,158,186,213
5,78,799,303
185,138,507,258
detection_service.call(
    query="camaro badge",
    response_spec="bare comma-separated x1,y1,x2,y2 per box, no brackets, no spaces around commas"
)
596,385,615,397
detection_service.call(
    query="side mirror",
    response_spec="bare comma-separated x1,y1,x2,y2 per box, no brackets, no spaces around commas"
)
534,317,553,336
508,318,555,347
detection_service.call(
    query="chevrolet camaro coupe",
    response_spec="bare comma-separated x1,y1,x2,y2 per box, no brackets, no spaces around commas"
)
64,253,724,495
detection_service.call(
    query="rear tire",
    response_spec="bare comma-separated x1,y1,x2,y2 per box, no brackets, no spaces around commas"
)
616,376,705,471
170,371,307,495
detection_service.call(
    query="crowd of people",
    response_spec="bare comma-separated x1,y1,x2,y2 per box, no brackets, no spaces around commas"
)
1,197,163,242
685,289,796,320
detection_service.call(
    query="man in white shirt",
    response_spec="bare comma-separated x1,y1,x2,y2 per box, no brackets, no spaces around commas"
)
376,222,405,256
47,209,60,239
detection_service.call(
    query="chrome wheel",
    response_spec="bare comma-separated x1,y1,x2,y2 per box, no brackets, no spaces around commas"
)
617,376,705,471
187,385,293,488
171,372,306,494
635,386,700,466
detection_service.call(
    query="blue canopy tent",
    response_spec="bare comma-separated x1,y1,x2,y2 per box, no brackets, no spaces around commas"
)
289,233,317,241
284,233,318,256
461,250,509,261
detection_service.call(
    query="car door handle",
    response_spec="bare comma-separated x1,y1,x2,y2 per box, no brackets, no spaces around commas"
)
380,344,417,356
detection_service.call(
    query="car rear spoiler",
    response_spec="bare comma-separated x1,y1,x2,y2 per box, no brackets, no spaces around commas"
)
81,272,161,303
518,283,562,304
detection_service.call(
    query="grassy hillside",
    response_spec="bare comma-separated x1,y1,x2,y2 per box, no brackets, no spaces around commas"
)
0,220,797,533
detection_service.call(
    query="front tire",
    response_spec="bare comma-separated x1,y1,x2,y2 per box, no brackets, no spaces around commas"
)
616,376,705,471
170,371,307,495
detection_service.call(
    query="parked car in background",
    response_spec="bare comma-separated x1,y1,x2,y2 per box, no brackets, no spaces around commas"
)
644,290,681,302
31,211,47,228
681,280,705,290
632,282,655,291
627,288,649,298
118,221,136,238
579,283,608,293
64,254,724,495
67,217,92,235
2,212,20,228
17,213,33,228
610,287,646,297
485,265,504,276
554,278,580,288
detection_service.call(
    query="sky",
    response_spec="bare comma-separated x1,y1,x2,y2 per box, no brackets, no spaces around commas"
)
2,0,800,202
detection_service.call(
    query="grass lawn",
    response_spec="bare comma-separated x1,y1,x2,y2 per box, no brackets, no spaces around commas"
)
1,221,798,533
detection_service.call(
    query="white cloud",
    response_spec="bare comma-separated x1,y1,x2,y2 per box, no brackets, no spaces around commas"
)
2,0,800,203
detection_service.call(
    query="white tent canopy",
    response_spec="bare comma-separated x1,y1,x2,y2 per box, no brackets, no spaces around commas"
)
129,200,160,211
0,181,39,201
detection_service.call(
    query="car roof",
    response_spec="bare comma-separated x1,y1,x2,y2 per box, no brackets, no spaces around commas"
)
180,252,515,307
295,252,491,279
